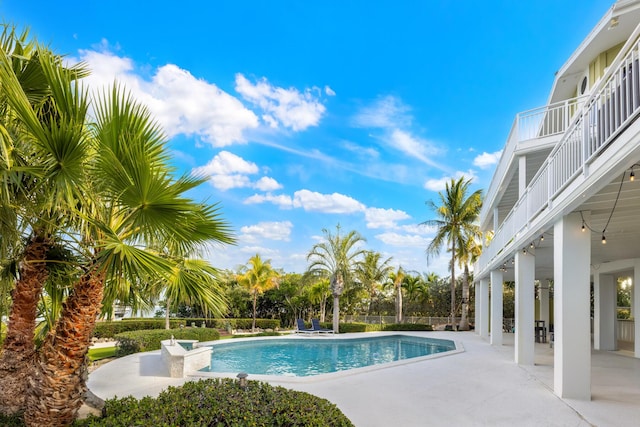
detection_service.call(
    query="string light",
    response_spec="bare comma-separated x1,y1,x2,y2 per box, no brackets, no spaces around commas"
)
540,234,544,241
602,234,607,244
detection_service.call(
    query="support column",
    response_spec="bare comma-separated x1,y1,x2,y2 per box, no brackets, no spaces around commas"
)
490,269,504,346
478,278,490,339
593,273,616,350
554,212,591,400
634,261,640,358
539,280,550,342
515,250,535,365
518,155,527,197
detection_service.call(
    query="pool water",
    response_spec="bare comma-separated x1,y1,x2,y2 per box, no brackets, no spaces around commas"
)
202,335,455,377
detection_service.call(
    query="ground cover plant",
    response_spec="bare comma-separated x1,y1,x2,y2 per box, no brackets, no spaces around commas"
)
75,378,354,427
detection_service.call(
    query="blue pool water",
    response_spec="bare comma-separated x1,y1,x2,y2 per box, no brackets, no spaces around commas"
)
201,335,455,377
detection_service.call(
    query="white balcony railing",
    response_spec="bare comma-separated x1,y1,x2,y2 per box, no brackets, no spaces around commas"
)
479,25,640,274
480,97,586,224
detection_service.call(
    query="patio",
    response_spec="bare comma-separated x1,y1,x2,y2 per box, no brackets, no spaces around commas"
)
87,331,640,426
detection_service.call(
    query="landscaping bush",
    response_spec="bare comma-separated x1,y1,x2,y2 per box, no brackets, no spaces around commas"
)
93,318,281,338
75,378,354,427
115,328,220,356
338,322,433,333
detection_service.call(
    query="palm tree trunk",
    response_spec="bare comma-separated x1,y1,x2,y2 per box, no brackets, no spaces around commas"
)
252,292,257,332
24,266,105,427
332,295,340,333
0,235,49,416
398,286,403,323
459,264,470,331
320,295,326,322
450,241,456,328
165,298,171,329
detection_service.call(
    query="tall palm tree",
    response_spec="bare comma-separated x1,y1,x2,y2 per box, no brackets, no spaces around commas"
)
356,251,393,315
387,266,406,323
307,224,366,333
237,254,279,332
422,177,482,328
308,278,330,322
456,232,482,330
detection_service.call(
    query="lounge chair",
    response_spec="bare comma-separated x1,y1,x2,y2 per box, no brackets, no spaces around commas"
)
311,318,334,334
295,318,317,334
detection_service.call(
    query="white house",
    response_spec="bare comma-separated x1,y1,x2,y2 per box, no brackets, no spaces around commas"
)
474,0,640,400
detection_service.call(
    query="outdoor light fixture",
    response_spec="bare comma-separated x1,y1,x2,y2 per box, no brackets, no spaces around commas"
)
631,170,635,182
522,248,527,255
602,234,607,244
582,222,586,232
609,17,619,29
540,234,544,241
237,372,248,388
530,242,534,249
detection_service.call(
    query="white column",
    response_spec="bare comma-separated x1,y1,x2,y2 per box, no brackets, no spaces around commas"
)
554,212,591,400
594,273,616,350
515,250,535,365
490,269,504,346
539,280,550,342
478,278,490,339
634,261,640,358
493,207,500,231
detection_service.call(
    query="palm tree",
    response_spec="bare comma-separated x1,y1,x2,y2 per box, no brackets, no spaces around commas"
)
308,278,330,322
456,232,482,330
402,273,425,316
237,254,279,332
422,177,482,328
356,251,393,314
0,29,91,415
0,38,235,425
307,224,366,333
387,267,406,323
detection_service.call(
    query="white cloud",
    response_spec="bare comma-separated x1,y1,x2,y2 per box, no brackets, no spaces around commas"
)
243,193,294,209
343,141,379,159
401,223,438,235
77,48,258,147
473,150,503,169
352,95,411,129
235,74,326,131
254,176,283,191
325,85,336,96
375,232,431,247
365,207,411,229
193,151,258,176
389,129,440,166
292,190,366,214
209,174,252,191
240,221,293,242
423,170,478,192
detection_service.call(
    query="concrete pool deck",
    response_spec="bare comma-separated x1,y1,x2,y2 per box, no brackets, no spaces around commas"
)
87,331,640,426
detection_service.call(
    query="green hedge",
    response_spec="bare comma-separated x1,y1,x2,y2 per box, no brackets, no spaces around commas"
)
115,328,220,356
338,322,433,333
76,378,354,427
93,318,281,339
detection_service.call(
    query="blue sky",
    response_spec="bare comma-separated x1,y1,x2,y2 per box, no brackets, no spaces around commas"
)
2,0,613,275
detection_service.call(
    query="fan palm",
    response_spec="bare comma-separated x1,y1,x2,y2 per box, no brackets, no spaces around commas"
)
422,177,482,328
307,224,366,333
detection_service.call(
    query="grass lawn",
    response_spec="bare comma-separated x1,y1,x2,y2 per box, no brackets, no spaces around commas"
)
88,346,116,361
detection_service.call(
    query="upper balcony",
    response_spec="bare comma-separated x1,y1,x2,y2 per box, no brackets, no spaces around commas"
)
476,21,640,278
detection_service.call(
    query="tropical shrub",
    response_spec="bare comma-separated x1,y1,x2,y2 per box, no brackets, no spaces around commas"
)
75,378,354,427
115,328,220,356
338,322,433,333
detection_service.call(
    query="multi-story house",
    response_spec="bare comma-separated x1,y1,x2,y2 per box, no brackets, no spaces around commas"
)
474,0,640,400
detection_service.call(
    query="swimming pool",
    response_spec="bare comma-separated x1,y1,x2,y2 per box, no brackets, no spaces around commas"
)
201,335,456,377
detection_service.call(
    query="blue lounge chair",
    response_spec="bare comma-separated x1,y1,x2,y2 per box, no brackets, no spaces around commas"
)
312,318,334,334
296,318,317,334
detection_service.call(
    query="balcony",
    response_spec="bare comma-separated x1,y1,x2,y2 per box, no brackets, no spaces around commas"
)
477,24,640,277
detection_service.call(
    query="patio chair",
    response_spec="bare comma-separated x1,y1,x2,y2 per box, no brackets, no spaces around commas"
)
311,318,334,334
296,318,317,334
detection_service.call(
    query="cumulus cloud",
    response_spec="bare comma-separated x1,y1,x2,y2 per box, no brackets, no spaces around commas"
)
240,221,293,242
365,207,411,229
193,151,258,176
235,74,326,131
243,193,294,209
77,47,258,147
375,232,431,247
423,170,478,192
292,190,365,214
254,176,283,191
473,150,503,169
